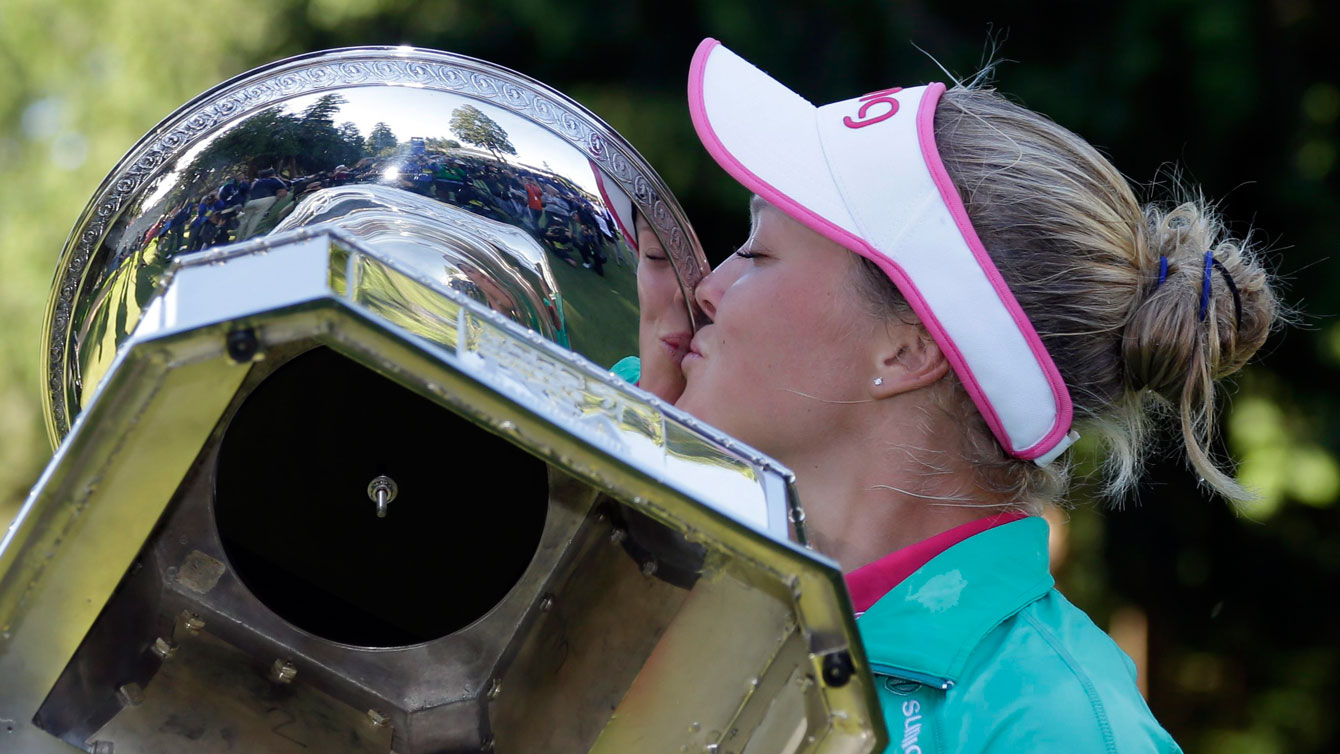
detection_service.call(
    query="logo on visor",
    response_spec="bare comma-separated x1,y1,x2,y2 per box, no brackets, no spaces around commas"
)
842,87,903,129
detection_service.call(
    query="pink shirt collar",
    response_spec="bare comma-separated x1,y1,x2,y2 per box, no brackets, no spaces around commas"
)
844,512,1028,614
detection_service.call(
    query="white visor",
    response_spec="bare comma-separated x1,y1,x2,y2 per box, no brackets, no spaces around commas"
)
688,38,1076,463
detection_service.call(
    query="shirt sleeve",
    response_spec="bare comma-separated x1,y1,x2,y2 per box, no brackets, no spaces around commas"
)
609,356,641,385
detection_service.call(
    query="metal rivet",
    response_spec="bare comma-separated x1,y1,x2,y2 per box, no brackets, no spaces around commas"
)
366,709,389,729
116,683,144,708
367,475,399,518
641,560,658,577
270,659,297,685
539,594,555,612
225,328,260,364
181,612,205,634
151,637,177,660
486,677,502,700
609,528,627,545
820,650,855,688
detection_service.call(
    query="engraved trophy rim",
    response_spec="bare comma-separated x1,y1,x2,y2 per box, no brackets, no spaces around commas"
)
41,45,710,447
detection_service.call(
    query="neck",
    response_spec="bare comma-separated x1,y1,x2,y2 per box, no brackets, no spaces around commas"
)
782,404,1014,572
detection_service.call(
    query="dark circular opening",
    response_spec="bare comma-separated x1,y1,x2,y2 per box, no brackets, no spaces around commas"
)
214,346,548,647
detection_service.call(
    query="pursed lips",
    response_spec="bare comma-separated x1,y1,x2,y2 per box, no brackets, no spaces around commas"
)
684,332,707,362
660,333,691,364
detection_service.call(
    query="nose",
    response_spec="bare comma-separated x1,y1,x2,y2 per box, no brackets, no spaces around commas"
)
693,266,724,323
695,255,745,323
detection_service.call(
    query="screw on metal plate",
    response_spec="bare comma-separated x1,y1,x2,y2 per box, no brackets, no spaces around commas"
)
366,709,390,729
180,611,205,635
270,659,297,684
641,560,658,577
367,475,398,518
225,328,260,364
608,528,627,545
116,683,145,708
820,650,855,688
486,677,502,700
539,594,555,612
89,741,114,754
481,736,496,752
150,637,177,660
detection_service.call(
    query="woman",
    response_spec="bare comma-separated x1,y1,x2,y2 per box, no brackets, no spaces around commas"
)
667,39,1277,752
616,209,694,400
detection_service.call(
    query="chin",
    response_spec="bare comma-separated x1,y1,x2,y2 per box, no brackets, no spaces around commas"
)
640,368,685,404
674,384,725,431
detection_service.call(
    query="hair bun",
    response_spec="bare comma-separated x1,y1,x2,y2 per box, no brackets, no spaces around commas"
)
1122,200,1277,496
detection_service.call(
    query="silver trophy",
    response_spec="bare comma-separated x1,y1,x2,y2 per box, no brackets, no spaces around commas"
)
0,47,885,754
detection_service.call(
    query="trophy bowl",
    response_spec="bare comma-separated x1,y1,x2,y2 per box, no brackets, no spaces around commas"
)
42,45,709,447
1,46,885,754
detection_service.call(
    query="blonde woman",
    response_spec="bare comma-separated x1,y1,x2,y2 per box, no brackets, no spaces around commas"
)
669,39,1277,752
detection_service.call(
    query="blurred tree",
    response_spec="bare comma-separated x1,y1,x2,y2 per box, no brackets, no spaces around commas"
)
364,121,398,155
425,137,462,151
337,120,364,155
449,104,517,163
173,94,362,194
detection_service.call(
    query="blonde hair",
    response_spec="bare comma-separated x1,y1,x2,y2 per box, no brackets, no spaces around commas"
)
856,85,1278,511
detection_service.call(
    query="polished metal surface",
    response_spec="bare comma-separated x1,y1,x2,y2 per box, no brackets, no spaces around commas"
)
42,45,708,447
2,227,884,753
6,44,885,754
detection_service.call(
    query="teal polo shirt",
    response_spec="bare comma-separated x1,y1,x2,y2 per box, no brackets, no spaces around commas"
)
858,517,1183,753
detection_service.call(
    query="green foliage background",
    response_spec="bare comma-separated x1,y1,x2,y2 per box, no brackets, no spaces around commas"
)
2,1,1337,751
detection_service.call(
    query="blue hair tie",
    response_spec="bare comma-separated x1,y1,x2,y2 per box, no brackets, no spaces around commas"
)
1198,251,1214,321
1156,256,1169,287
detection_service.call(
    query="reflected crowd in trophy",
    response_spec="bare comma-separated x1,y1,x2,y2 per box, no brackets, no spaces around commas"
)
129,95,632,279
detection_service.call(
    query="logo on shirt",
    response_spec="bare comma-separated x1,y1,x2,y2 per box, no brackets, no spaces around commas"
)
901,700,924,753
907,568,967,613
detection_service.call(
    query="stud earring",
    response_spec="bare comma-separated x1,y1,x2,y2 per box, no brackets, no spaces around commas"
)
873,378,884,386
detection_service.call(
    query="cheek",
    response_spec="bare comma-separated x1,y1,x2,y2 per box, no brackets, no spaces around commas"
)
724,276,863,382
637,266,676,319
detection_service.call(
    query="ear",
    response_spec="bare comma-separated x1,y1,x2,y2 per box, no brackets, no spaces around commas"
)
868,322,950,399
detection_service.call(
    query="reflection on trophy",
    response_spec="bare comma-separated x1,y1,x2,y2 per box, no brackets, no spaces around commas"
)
0,48,885,753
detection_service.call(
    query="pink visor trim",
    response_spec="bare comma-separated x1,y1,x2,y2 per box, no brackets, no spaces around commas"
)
590,158,638,250
687,38,1076,462
912,87,1074,458
688,40,874,272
